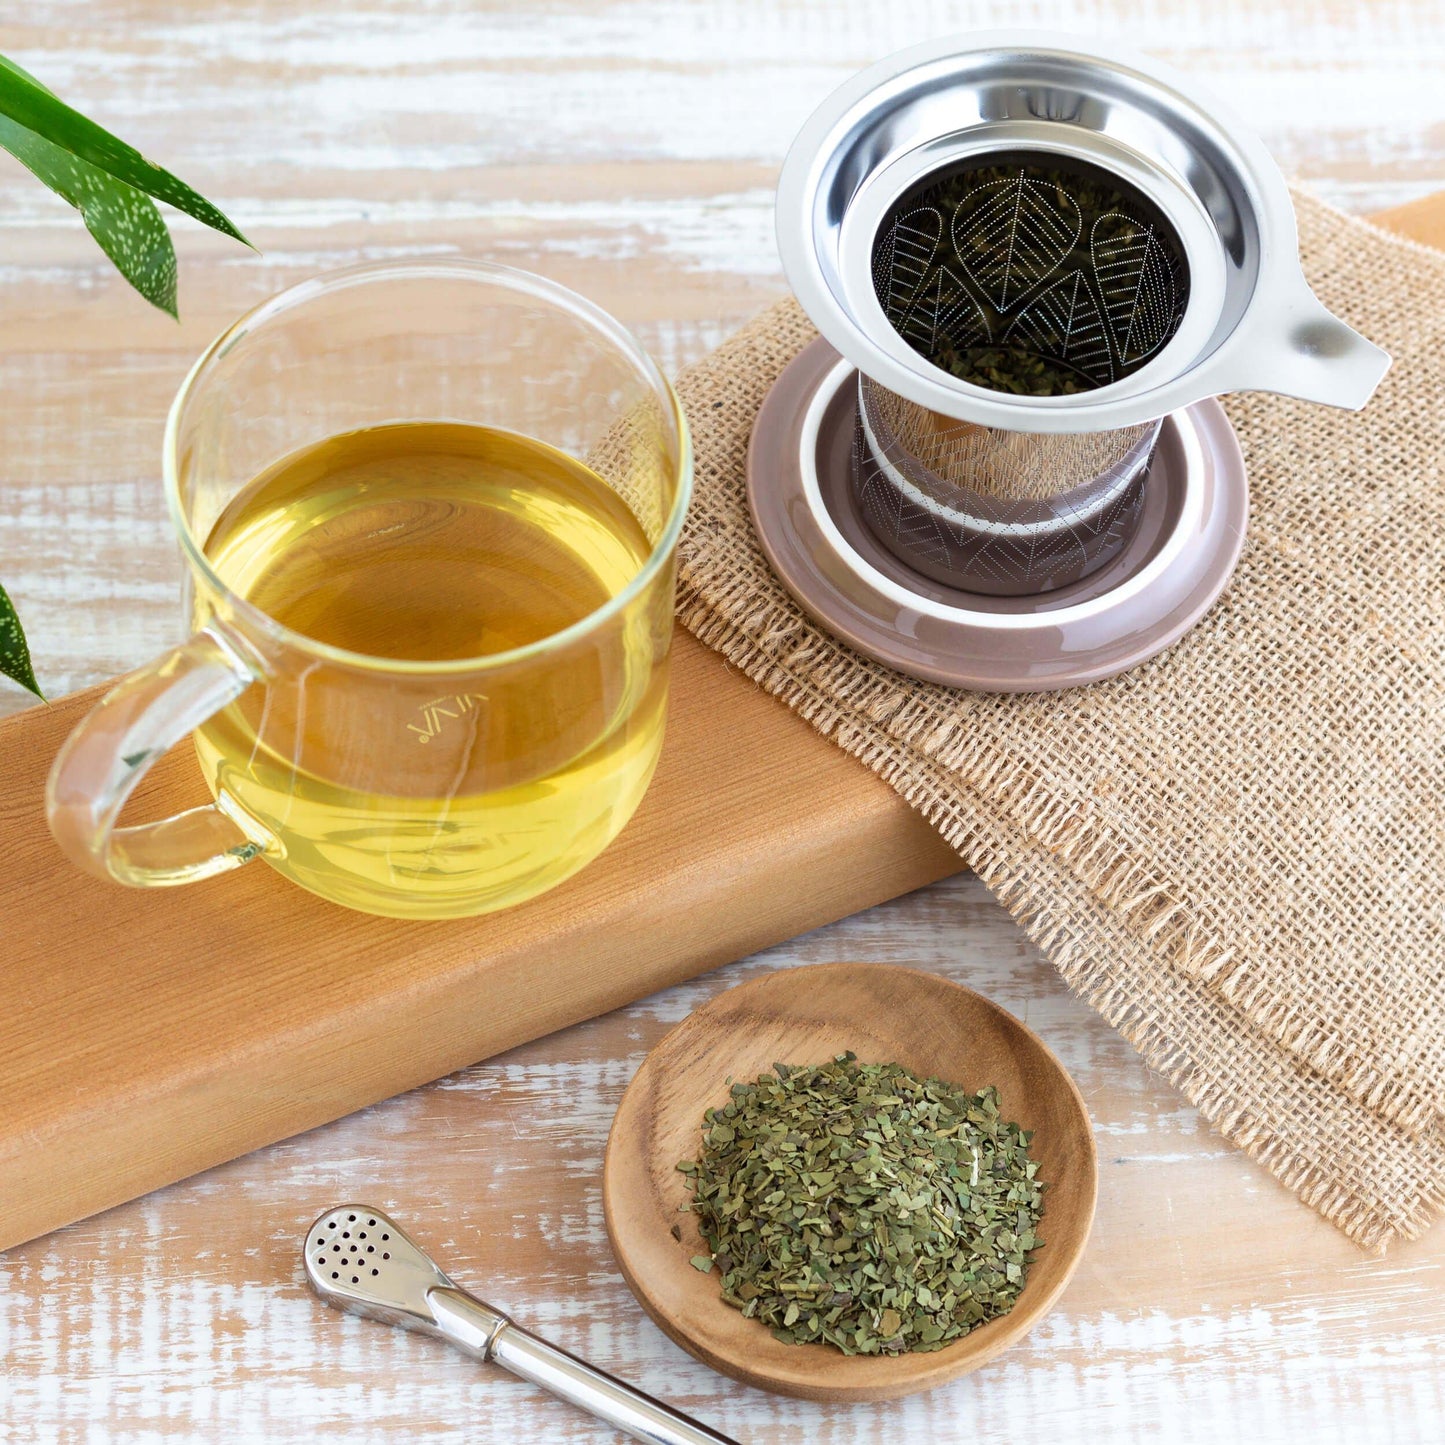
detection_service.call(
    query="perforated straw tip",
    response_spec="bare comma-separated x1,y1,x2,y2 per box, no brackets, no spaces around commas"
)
303,1203,445,1312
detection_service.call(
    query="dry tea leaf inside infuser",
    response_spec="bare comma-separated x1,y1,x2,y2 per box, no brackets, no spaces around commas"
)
873,152,1191,401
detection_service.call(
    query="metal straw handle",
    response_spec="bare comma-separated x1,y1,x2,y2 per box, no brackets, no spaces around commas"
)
428,1286,737,1445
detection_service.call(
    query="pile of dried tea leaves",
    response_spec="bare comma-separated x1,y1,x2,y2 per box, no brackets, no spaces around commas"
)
677,1053,1044,1355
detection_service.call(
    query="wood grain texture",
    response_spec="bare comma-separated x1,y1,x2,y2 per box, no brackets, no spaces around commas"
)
0,630,958,1253
602,963,1097,1400
3,877,1443,1444
1,2,1444,1441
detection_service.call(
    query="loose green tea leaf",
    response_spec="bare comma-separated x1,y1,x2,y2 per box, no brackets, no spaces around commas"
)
677,1053,1044,1356
0,582,42,698
874,156,1188,396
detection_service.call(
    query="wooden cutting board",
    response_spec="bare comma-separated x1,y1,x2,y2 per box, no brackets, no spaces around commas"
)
0,629,959,1253
1,193,1438,1256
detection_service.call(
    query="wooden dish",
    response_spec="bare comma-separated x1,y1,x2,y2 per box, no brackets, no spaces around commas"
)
602,962,1098,1401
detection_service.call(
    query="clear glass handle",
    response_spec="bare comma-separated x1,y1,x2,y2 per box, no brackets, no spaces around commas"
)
46,628,261,887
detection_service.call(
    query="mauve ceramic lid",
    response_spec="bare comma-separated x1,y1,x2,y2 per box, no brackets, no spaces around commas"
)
745,338,1249,692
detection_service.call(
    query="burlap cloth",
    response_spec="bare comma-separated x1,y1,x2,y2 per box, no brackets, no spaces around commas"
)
671,191,1445,1251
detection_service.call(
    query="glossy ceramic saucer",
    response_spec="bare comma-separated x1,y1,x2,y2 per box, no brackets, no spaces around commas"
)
746,338,1250,691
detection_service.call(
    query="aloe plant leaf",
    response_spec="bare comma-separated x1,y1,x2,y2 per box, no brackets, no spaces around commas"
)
0,112,177,315
0,54,249,247
0,56,250,694
0,582,42,699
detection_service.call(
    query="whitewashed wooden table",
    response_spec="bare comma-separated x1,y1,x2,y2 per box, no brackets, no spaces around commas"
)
2,3,1444,1441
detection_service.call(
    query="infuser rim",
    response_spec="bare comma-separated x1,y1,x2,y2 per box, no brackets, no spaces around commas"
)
776,28,1302,434
836,126,1224,424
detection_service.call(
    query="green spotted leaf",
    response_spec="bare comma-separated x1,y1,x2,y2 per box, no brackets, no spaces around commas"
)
0,54,252,691
0,54,248,248
0,110,177,315
0,582,41,699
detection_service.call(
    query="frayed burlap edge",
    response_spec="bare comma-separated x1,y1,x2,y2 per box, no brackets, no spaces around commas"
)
677,571,1445,1252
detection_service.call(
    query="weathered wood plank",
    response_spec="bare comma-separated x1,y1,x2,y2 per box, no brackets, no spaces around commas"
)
1,875,1441,1442
2,3,1443,1439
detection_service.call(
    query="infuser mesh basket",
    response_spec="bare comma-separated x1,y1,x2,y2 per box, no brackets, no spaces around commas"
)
851,152,1187,593
872,151,1190,409
863,383,1157,504
852,375,1160,597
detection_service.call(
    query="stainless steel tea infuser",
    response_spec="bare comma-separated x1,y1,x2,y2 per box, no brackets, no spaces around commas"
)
750,31,1389,664
304,1205,736,1445
776,30,1388,431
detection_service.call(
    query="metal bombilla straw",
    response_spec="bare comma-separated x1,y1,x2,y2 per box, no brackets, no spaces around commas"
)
304,1204,737,1445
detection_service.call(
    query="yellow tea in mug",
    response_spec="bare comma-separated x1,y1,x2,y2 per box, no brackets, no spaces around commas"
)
194,421,669,918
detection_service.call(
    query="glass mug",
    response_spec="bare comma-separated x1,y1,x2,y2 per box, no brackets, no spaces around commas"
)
47,261,692,919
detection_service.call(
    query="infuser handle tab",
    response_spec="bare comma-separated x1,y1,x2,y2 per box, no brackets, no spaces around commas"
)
1197,279,1391,412
427,1286,738,1445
